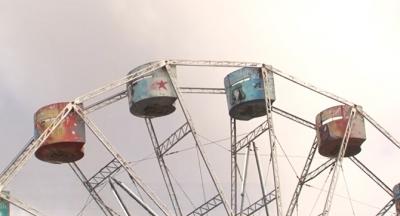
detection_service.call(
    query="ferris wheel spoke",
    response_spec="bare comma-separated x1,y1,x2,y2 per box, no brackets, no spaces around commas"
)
73,105,173,216
349,156,393,196
320,107,357,216
0,192,46,216
166,64,233,215
286,138,318,216
145,118,183,216
69,162,117,216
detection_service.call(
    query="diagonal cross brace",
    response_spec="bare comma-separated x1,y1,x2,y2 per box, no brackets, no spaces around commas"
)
304,159,335,183
238,190,276,216
376,199,395,216
87,158,123,191
186,194,223,216
234,120,269,153
158,122,191,156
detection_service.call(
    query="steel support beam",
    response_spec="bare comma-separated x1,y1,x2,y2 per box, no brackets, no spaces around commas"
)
239,145,251,214
74,61,166,104
145,118,183,216
0,103,74,190
168,60,262,68
304,159,335,183
286,137,318,216
262,66,283,216
253,142,270,216
376,199,395,216
271,107,315,129
112,178,159,216
349,156,393,196
234,120,269,153
238,190,276,216
87,158,123,191
109,179,131,216
356,107,400,150
186,194,223,216
166,64,233,215
179,87,225,94
0,192,45,216
73,105,172,216
84,91,127,114
321,107,357,216
158,122,191,157
231,118,238,214
69,163,117,216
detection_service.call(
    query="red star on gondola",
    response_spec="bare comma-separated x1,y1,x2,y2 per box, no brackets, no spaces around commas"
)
156,80,168,90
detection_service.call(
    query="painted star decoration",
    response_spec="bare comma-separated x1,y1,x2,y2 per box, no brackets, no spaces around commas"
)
156,80,168,90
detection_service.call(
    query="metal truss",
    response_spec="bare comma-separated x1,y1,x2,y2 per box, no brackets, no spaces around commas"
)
1,59,399,216
253,142,270,216
74,61,167,104
0,103,74,190
234,120,269,153
73,105,172,216
231,118,238,214
84,87,224,114
69,162,117,216
179,87,225,94
376,199,395,216
286,138,318,216
186,194,223,216
238,190,276,216
158,122,191,156
262,66,283,216
85,91,127,114
86,158,123,191
321,107,357,216
356,107,400,150
271,107,315,129
349,157,392,196
166,64,233,215
304,159,335,183
0,191,45,216
145,118,183,216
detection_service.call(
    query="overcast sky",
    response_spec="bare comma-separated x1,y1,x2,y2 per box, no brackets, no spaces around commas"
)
1,0,400,215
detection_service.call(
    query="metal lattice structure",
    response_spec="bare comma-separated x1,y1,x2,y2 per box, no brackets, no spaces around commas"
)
0,60,399,216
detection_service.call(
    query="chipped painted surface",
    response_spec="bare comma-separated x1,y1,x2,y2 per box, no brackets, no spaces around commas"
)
127,66,177,118
34,102,85,163
224,67,275,120
316,105,366,157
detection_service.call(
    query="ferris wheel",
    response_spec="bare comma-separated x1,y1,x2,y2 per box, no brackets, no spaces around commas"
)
0,60,398,216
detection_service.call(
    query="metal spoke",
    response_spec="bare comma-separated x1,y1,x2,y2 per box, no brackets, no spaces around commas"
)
145,118,183,216
349,156,392,196
112,178,160,216
73,105,172,216
69,163,117,216
0,192,45,216
286,138,318,216
0,103,74,190
166,64,233,215
321,107,357,216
